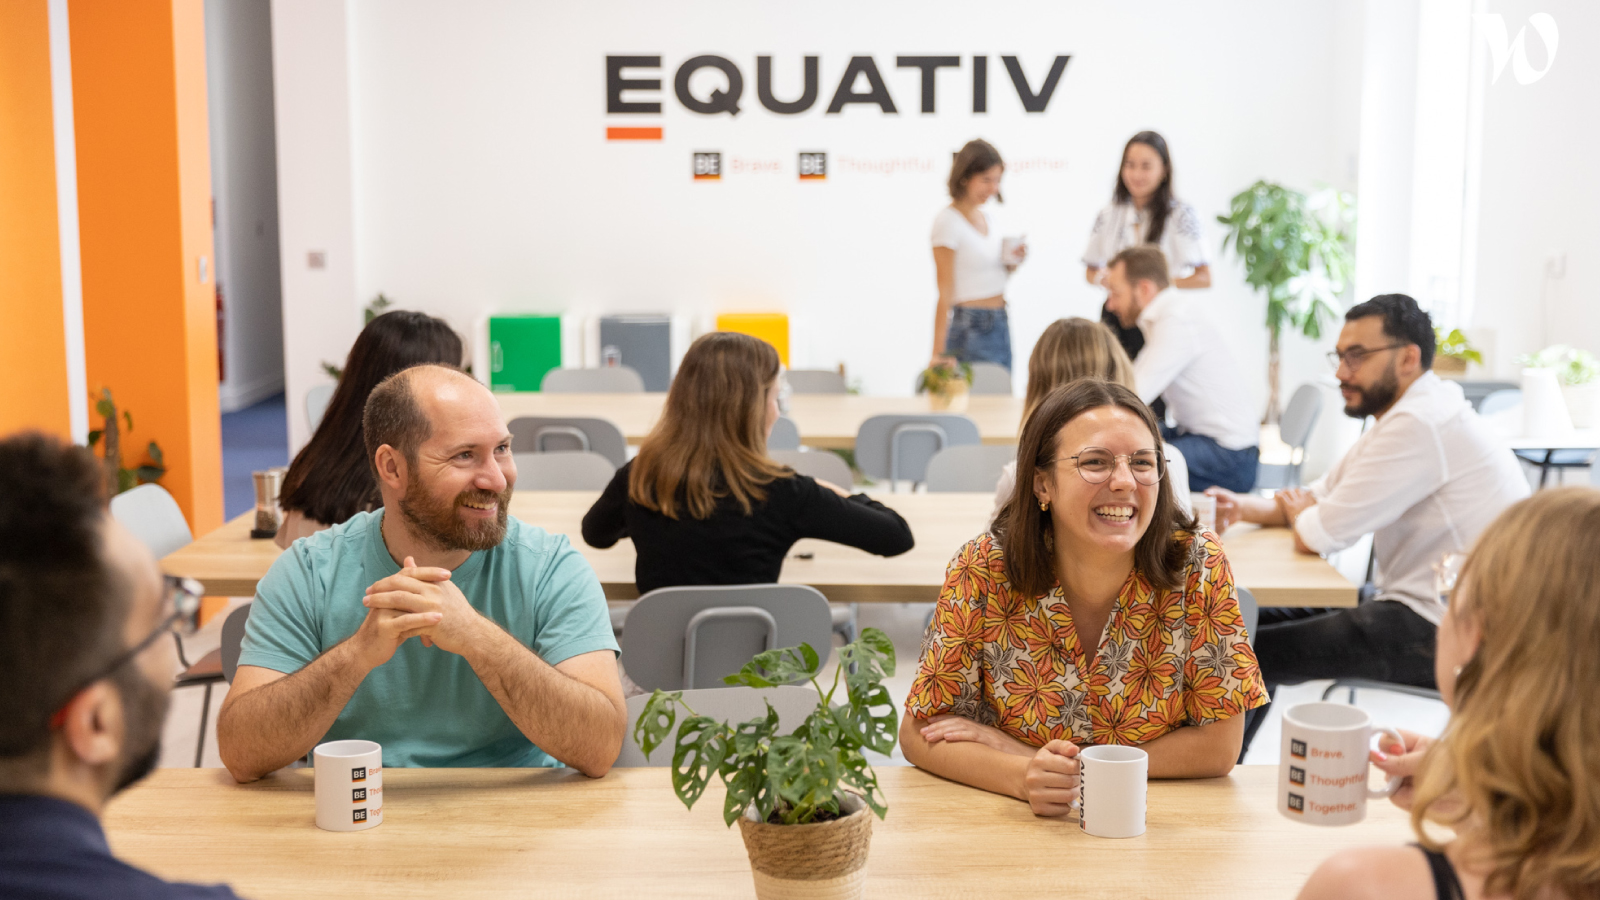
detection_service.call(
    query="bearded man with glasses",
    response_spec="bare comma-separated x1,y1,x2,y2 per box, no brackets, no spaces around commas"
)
0,434,243,899
1207,294,1529,757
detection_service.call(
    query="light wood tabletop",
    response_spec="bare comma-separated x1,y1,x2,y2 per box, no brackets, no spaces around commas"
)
103,765,1411,899
161,493,1355,607
496,392,1027,448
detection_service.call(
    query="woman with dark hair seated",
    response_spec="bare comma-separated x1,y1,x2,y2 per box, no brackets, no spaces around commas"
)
275,310,463,548
581,331,914,593
1298,488,1600,900
901,379,1267,816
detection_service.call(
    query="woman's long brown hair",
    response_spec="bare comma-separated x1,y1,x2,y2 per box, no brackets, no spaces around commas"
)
992,380,1195,597
628,332,790,519
1411,488,1600,900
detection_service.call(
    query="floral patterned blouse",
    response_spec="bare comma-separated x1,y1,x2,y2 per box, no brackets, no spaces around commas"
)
906,530,1268,748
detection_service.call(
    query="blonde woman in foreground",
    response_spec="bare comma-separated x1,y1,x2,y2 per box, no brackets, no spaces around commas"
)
1298,487,1600,900
992,318,1190,521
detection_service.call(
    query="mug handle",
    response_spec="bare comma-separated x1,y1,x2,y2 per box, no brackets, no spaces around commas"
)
1368,726,1407,798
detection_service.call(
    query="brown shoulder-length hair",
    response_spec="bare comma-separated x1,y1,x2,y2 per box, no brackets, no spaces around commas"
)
948,139,1004,202
1411,488,1600,900
628,331,790,519
993,380,1195,598
1023,318,1136,425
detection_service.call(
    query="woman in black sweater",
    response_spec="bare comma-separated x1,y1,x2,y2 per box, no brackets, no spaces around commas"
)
582,332,914,593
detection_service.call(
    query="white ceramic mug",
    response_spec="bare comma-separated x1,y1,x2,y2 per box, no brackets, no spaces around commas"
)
1278,702,1404,826
1002,235,1027,266
1073,745,1148,838
314,740,383,832
1189,492,1218,531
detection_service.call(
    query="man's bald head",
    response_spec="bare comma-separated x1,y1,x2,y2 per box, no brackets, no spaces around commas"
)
362,364,486,472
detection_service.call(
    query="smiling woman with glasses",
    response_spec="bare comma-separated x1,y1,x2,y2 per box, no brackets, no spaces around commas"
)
900,379,1268,816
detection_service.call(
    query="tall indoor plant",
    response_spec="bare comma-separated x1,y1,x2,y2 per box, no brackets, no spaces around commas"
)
636,629,897,899
1217,181,1355,422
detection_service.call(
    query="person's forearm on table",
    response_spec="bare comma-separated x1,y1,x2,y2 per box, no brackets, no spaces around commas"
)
900,717,1032,801
1137,717,1244,777
464,627,625,777
217,646,369,782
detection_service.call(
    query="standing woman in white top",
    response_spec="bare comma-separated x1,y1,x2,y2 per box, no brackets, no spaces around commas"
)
930,139,1026,371
1083,131,1210,360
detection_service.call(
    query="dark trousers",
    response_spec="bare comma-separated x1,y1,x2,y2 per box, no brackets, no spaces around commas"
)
1161,424,1259,493
1240,601,1438,755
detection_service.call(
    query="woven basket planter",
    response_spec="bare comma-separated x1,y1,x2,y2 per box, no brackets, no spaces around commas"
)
928,380,969,412
736,793,873,900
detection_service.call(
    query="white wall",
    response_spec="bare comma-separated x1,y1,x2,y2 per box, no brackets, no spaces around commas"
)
1469,0,1600,376
272,0,1367,452
206,0,286,412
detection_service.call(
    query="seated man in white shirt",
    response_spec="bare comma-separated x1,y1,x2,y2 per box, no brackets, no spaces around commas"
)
1104,246,1261,491
1209,294,1529,753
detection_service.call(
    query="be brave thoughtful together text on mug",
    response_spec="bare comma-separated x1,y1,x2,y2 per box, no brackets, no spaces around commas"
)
1279,703,1404,826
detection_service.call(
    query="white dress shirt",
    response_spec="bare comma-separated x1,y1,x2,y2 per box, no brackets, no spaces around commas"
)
1133,290,1260,450
1294,372,1530,624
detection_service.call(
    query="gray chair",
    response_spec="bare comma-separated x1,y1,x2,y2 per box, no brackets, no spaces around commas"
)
855,413,981,491
220,602,253,684
616,686,819,767
508,416,629,468
511,451,616,490
769,449,853,488
1478,388,1521,416
967,362,1012,395
1460,380,1519,411
620,584,833,691
925,444,1018,493
540,366,645,394
110,483,193,559
768,415,801,451
1322,679,1442,704
785,369,847,394
1257,384,1323,490
1236,586,1259,649
306,383,335,430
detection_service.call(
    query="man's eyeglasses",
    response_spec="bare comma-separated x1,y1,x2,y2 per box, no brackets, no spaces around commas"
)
48,575,203,729
1325,344,1406,370
1054,449,1164,486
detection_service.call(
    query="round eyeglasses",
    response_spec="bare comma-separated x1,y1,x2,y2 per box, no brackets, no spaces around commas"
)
1054,449,1164,486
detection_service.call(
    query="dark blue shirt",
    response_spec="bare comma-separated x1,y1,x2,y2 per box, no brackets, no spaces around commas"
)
0,795,242,900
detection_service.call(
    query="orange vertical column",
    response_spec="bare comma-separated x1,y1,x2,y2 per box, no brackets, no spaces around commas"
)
0,0,72,438
70,0,222,534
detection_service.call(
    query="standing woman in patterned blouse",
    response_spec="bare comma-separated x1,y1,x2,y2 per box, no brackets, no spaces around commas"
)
1083,131,1211,360
901,379,1267,816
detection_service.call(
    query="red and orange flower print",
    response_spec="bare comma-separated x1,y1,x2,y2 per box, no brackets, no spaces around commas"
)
905,531,1268,748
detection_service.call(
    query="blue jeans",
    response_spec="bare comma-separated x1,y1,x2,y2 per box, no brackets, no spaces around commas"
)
1161,424,1258,492
946,305,1011,371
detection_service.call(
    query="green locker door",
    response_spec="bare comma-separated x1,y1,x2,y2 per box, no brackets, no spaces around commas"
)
488,315,563,392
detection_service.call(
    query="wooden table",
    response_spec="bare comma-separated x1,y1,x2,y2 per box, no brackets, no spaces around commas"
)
161,493,1355,607
103,765,1410,899
496,392,1027,448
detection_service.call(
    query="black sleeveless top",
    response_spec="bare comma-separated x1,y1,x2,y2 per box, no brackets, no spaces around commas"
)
1414,844,1465,900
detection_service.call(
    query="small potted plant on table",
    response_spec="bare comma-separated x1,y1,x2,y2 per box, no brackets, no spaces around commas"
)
916,360,972,411
635,629,897,900
1432,327,1483,378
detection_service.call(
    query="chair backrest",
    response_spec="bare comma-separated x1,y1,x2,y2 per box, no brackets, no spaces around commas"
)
109,484,193,559
967,362,1012,395
1479,388,1522,417
767,415,801,451
1236,586,1259,648
511,451,617,490
769,449,853,488
924,444,1017,493
854,413,982,487
1278,384,1324,451
539,366,645,394
305,383,335,430
616,685,819,767
784,369,847,394
221,602,253,683
620,584,833,691
507,416,629,467
1460,380,1519,411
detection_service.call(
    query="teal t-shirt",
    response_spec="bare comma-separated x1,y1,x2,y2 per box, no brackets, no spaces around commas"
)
238,509,619,768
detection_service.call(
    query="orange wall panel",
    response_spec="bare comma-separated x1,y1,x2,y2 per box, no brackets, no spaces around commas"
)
70,0,221,534
0,0,72,438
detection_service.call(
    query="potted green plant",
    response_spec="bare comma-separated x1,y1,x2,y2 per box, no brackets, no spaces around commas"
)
85,388,166,497
1432,328,1483,378
915,360,972,411
635,629,897,900
1217,182,1355,422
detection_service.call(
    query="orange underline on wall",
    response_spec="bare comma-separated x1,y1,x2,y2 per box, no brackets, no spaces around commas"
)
606,126,662,141
693,173,721,180
799,174,826,180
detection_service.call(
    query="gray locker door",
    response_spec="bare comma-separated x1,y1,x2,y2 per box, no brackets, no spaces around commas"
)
599,315,672,391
